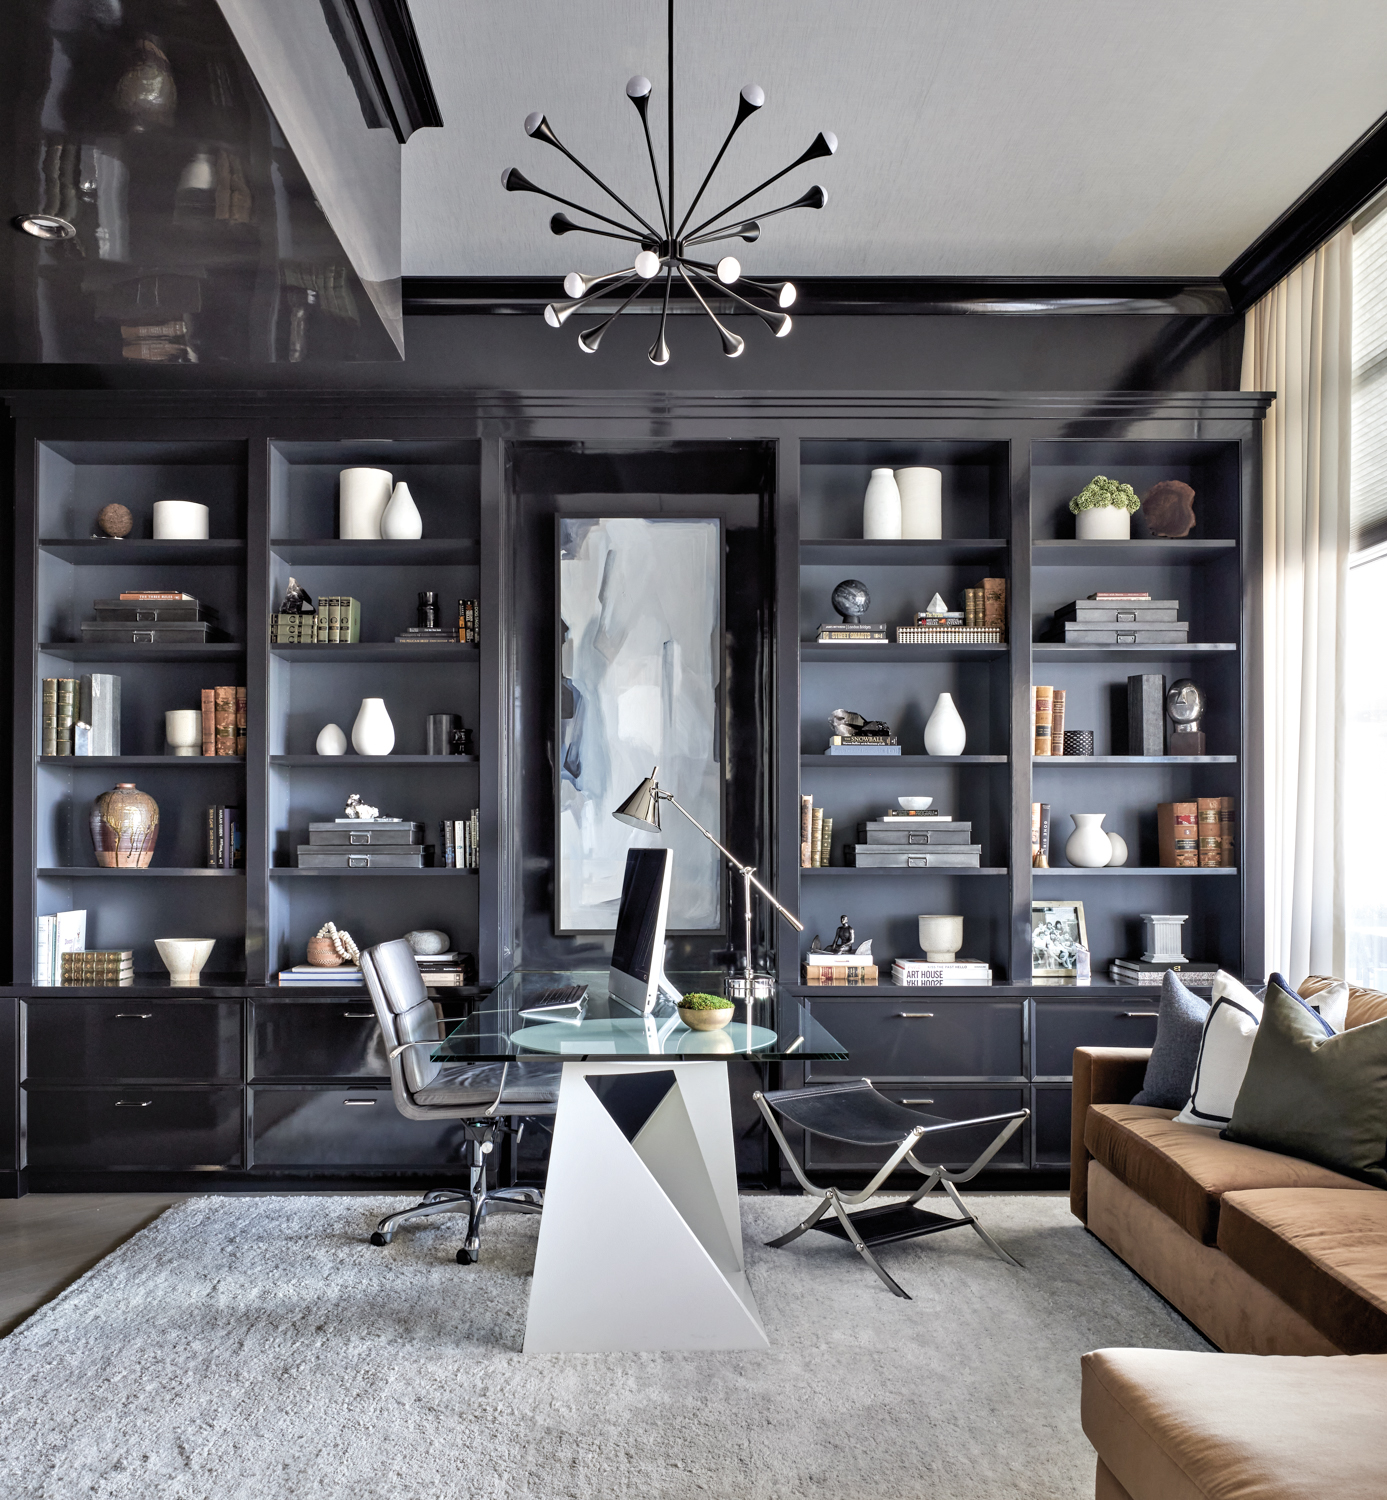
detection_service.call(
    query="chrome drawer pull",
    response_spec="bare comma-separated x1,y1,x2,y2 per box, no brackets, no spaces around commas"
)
115,1099,152,1108
901,1098,935,1106
114,1013,153,1020
343,1098,377,1106
1121,1011,1160,1018
896,1012,935,1019
342,1012,375,1019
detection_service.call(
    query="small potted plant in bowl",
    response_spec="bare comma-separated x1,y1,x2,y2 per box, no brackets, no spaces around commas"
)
677,992,736,1031
1069,475,1141,540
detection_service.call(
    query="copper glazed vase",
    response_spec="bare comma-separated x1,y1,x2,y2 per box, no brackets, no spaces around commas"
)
91,783,159,868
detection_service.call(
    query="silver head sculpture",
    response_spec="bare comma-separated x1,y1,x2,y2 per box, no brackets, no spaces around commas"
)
1165,679,1204,737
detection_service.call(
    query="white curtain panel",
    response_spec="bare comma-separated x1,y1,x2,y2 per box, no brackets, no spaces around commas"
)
1241,227,1353,980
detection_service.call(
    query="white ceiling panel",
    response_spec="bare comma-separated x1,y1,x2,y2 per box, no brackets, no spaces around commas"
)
401,1,1387,278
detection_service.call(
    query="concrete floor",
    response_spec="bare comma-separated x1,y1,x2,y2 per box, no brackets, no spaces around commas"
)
0,1194,185,1337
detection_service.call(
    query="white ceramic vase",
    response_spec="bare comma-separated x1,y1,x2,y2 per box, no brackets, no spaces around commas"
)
152,500,209,539
918,914,964,962
164,709,201,756
1066,813,1113,867
896,467,942,539
380,481,423,540
156,937,215,986
339,467,393,540
1075,506,1131,540
1105,831,1129,867
315,722,348,756
862,468,902,539
924,692,967,755
351,698,394,756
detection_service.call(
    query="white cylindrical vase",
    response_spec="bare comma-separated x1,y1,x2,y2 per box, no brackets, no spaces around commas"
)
165,709,202,756
1075,506,1131,540
351,698,394,756
1066,813,1113,867
862,468,902,539
380,481,423,540
339,468,393,540
924,692,967,755
896,467,942,538
153,500,209,539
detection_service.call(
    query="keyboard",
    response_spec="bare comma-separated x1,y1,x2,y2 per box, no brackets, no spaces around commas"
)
520,984,589,1018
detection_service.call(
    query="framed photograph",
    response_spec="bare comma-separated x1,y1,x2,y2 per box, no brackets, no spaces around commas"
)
556,515,724,933
1031,900,1088,977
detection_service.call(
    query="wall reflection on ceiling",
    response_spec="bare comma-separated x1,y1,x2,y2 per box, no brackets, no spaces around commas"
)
3,0,400,363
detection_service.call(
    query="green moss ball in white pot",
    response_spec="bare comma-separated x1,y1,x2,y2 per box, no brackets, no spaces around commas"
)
677,992,735,1031
1069,476,1141,540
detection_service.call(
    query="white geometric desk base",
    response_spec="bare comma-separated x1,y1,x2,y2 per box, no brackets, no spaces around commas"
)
523,1060,769,1354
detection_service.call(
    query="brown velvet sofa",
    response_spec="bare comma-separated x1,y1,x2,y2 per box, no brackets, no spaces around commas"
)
1070,976,1387,1356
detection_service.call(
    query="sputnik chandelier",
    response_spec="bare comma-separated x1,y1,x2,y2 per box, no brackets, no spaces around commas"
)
502,0,835,363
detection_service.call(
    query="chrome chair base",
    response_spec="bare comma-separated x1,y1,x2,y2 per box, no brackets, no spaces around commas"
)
368,1119,543,1263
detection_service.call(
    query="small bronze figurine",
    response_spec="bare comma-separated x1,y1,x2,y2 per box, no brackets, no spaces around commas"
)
1166,678,1205,755
829,914,855,953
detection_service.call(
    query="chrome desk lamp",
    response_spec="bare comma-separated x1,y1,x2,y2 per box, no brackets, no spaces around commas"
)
613,766,803,1005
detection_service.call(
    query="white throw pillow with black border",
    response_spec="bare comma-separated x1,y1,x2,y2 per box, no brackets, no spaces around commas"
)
1174,971,1265,1129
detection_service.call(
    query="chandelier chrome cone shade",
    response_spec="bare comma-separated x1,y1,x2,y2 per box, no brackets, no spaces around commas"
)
503,0,834,364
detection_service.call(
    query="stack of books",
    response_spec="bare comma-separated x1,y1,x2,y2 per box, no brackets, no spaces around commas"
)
891,958,992,987
440,812,480,869
799,795,833,867
278,965,364,987
458,600,480,643
199,687,246,756
204,806,244,869
34,909,86,986
44,674,122,757
846,810,980,868
826,734,900,756
269,597,361,644
41,677,78,757
1109,958,1217,987
416,951,478,988
1032,686,1066,755
61,950,134,986
1158,800,1236,867
816,621,888,644
269,612,317,644
395,627,454,645
802,949,878,986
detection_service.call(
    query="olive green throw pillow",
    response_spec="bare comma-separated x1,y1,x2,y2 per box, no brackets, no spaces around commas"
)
1224,976,1387,1187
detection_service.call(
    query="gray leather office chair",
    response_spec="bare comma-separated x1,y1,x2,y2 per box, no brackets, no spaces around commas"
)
361,939,560,1264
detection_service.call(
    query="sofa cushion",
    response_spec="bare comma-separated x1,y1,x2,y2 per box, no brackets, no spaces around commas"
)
1300,973,1387,1030
1081,1348,1387,1500
1225,976,1387,1187
1131,970,1209,1109
1084,1103,1371,1244
1174,971,1266,1129
1217,1188,1387,1355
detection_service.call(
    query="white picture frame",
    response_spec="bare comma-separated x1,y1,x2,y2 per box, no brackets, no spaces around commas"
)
1031,900,1088,978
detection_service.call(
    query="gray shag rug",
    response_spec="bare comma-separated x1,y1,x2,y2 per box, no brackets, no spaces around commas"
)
0,1193,1209,1499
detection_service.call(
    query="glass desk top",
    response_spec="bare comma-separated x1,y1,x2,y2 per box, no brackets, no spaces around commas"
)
429,971,849,1064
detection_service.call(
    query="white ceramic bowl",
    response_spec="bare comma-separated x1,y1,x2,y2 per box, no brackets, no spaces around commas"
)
155,938,215,985
897,796,933,811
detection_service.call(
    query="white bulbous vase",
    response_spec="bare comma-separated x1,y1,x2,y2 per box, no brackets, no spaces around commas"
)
924,692,967,756
862,468,902,539
351,698,394,756
1066,813,1113,867
1105,831,1129,867
1075,506,1131,540
315,722,348,756
896,467,942,538
380,481,423,540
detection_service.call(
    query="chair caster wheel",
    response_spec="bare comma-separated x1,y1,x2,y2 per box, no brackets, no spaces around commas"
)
456,1243,478,1265
369,1231,390,1246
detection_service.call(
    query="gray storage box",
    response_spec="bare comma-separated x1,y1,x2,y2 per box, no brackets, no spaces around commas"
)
93,598,214,623
857,822,974,845
1057,600,1179,624
1062,624,1190,645
296,848,425,868
845,845,982,868
307,821,424,846
80,620,212,644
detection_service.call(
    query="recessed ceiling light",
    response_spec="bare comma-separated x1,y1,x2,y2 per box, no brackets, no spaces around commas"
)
11,214,77,241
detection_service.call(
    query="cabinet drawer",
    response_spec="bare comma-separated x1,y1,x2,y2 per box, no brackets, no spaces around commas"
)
805,1000,1025,1080
803,1086,1027,1172
25,1001,242,1080
1033,1087,1074,1167
25,1086,243,1169
251,1003,387,1079
250,1087,469,1168
1034,1001,1160,1077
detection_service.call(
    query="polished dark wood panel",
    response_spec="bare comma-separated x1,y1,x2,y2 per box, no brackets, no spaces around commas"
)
251,1003,388,1080
804,999,1026,1081
25,1087,243,1170
250,1086,467,1167
1032,1001,1160,1079
25,1001,242,1081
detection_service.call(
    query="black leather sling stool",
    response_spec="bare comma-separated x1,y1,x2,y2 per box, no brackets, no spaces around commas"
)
754,1078,1029,1298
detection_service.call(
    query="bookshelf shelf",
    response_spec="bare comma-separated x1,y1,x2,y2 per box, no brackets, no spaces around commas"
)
1032,642,1237,662
37,867,245,878
1031,755,1237,766
39,539,247,565
800,867,1009,876
268,867,479,877
800,539,1007,566
37,756,247,767
38,643,246,662
269,643,479,662
269,538,480,565
801,643,1007,662
269,755,478,766
1031,539,1236,566
1032,866,1238,876
802,755,1008,766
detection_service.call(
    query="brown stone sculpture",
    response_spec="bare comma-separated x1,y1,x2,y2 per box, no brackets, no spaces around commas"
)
95,503,133,538
1143,480,1196,538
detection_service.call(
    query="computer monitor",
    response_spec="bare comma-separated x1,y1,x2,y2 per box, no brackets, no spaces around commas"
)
608,847,681,1014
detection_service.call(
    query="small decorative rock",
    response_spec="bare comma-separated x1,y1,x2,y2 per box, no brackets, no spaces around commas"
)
96,503,133,538
405,929,450,956
343,794,380,821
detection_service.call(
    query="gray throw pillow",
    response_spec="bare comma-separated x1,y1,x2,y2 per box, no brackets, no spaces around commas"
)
1131,970,1211,1108
1224,974,1387,1187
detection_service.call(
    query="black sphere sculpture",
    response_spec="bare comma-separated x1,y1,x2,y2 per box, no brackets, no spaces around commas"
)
831,579,870,623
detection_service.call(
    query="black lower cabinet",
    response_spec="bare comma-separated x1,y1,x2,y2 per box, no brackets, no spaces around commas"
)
1033,1000,1159,1078
1033,1086,1077,1168
25,1001,242,1080
803,999,1026,1080
25,1086,243,1169
250,1086,471,1168
803,1085,1028,1173
251,1003,388,1079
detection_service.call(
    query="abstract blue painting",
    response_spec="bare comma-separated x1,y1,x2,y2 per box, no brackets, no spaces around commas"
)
558,516,722,932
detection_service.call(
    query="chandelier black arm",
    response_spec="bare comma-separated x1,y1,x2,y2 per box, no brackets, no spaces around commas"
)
551,213,648,245
685,187,824,247
685,154,825,242
685,264,784,323
650,262,674,363
682,222,760,249
506,172,648,240
578,276,653,351
677,265,744,356
674,117,750,240
545,140,664,241
634,103,671,238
